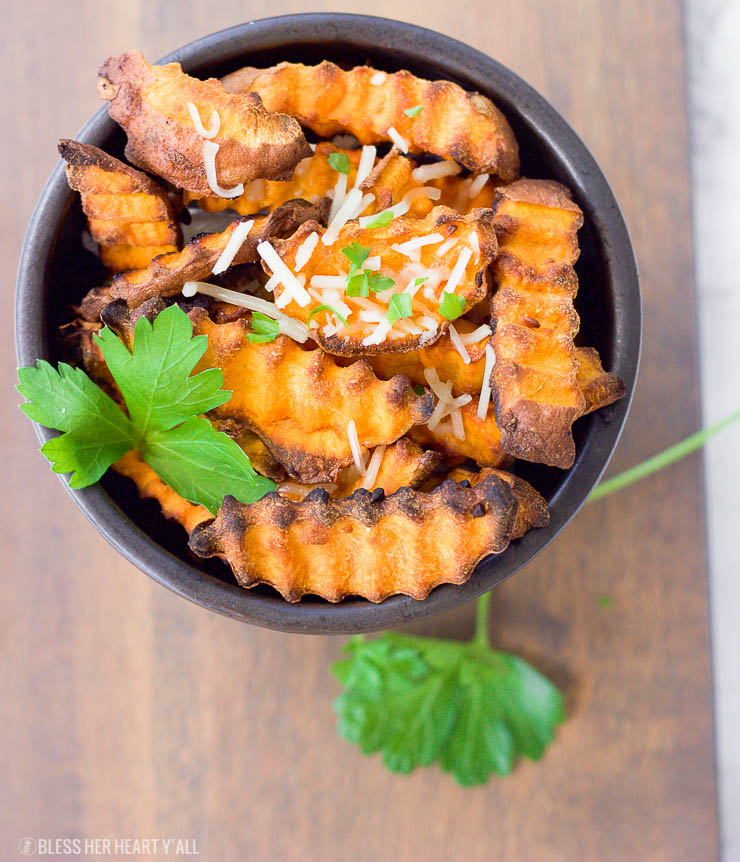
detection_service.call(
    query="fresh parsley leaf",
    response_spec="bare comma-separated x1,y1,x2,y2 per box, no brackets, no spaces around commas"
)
412,385,427,396
341,242,371,272
333,632,564,785
306,304,349,327
144,416,275,514
18,304,277,511
438,292,466,320
368,274,395,293
94,304,230,438
248,311,279,344
386,293,412,321
404,105,424,117
328,152,350,174
366,210,394,229
346,270,370,298
17,360,135,488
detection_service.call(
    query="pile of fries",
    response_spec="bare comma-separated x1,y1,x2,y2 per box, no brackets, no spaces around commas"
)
59,51,624,602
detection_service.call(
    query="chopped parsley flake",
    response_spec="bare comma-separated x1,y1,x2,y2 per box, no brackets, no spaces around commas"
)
387,293,413,322
439,292,466,320
328,152,350,174
404,105,424,118
366,210,394,228
247,312,280,343
307,304,349,327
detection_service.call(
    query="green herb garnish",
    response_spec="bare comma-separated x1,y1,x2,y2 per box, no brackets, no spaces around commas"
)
412,385,426,396
307,304,349,327
368,274,395,293
438,292,466,320
341,242,370,272
346,270,370,298
386,293,412,321
366,210,394,229
17,304,275,513
403,105,424,118
413,276,428,287
328,152,350,174
333,591,564,785
247,311,280,344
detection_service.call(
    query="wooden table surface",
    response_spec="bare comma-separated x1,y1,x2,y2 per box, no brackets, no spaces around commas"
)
0,2,718,860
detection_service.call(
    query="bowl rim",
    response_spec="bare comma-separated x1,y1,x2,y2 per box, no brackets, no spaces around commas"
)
15,12,641,634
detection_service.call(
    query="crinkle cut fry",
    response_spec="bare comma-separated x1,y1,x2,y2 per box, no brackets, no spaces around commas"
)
185,308,434,483
408,402,510,467
187,143,362,215
58,139,181,272
222,61,520,181
188,472,520,603
270,206,497,356
98,51,312,196
575,347,626,413
491,179,587,468
78,198,329,319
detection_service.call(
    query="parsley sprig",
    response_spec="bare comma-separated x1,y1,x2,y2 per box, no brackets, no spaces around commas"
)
333,407,740,784
341,242,395,298
18,304,276,513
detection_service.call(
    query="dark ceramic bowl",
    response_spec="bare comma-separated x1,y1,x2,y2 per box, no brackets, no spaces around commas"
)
15,13,640,634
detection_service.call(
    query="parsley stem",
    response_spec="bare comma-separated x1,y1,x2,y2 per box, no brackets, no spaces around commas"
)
588,407,740,502
473,589,492,649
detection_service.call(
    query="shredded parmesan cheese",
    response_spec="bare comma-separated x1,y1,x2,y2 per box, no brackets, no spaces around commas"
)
187,102,220,138
294,231,319,273
257,241,311,307
181,281,309,343
347,420,366,475
437,238,457,258
323,188,363,246
387,125,409,153
278,482,337,500
309,275,347,290
393,233,445,257
202,140,244,198
411,160,462,183
353,145,377,189
468,173,490,198
328,171,348,222
364,256,381,270
362,319,393,346
450,408,465,440
362,445,386,490
468,232,480,259
448,324,471,364
459,324,492,345
477,344,497,419
211,220,254,275
264,274,279,293
443,247,472,293
370,71,387,85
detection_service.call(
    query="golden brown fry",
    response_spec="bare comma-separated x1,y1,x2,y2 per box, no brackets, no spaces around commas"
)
80,198,328,317
490,179,587,468
98,51,312,196
180,308,433,483
188,472,519,602
269,206,497,356
113,450,212,534
431,173,499,213
278,437,439,500
222,61,519,181
438,466,549,539
366,318,491,395
187,143,362,215
210,419,288,483
58,139,181,273
408,402,509,467
576,346,626,413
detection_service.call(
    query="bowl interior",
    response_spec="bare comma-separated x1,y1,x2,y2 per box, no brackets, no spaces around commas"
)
17,14,640,633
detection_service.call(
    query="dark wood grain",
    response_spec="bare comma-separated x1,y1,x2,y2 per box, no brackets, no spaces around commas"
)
0,1,718,860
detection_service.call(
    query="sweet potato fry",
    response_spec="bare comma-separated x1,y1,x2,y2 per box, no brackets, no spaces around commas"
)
187,143,362,215
181,307,433,483
575,346,626,413
268,206,496,355
59,139,181,272
98,51,312,196
490,179,587,468
366,318,491,395
188,472,520,602
278,437,439,500
409,402,509,467
222,61,519,181
79,198,329,317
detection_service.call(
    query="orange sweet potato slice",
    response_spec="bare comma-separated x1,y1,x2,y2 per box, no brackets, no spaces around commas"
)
188,472,520,602
267,206,496,356
58,139,181,273
490,179,587,468
98,51,311,195
222,61,519,181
